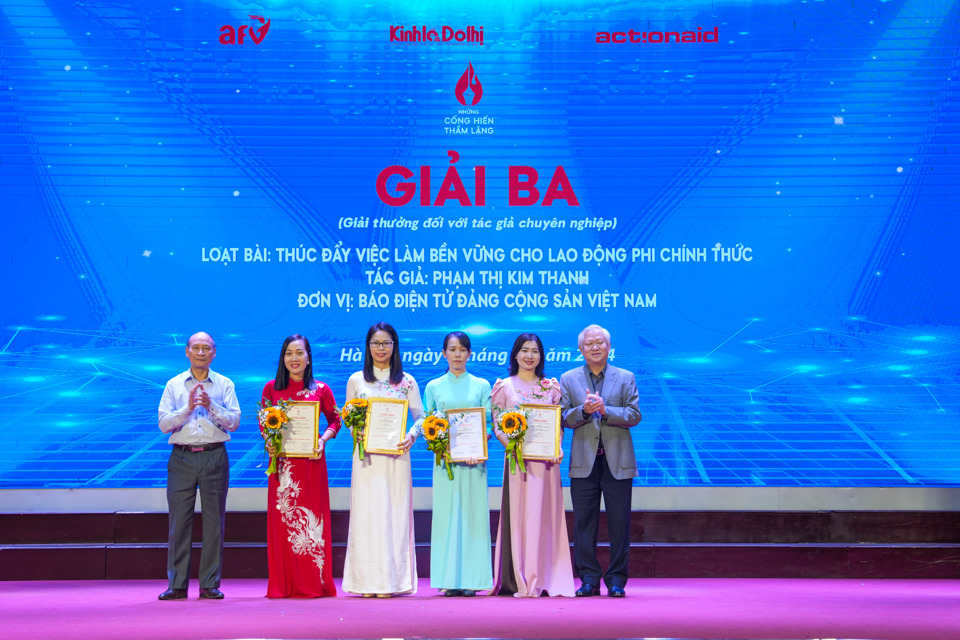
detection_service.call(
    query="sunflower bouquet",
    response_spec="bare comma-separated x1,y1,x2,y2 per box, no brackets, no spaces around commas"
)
422,412,453,480
340,397,369,461
258,399,292,475
497,410,529,474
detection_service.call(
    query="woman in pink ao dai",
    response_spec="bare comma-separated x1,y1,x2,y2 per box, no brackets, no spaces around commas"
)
490,332,575,597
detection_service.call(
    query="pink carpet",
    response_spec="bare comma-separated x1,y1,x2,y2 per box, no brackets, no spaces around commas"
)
2,578,958,639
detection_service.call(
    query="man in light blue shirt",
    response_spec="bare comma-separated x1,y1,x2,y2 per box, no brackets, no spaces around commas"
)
157,332,240,600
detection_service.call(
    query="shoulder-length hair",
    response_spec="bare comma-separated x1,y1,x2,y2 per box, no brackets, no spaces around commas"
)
274,334,315,391
508,332,546,378
363,322,404,385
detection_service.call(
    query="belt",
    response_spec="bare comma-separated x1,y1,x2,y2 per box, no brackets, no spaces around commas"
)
174,442,225,453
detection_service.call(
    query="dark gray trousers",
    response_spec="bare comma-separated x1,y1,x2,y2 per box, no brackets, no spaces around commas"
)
166,445,229,590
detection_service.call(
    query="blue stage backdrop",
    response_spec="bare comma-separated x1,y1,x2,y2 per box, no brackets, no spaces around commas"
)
2,0,958,490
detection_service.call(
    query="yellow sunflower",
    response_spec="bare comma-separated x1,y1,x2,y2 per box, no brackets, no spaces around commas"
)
264,407,287,428
500,412,525,435
423,415,449,441
341,397,368,418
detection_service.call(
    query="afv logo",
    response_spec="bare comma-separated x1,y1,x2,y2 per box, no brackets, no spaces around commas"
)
219,15,270,45
455,62,483,106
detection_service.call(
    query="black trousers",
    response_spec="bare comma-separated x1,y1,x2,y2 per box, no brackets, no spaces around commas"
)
166,446,229,590
570,453,632,588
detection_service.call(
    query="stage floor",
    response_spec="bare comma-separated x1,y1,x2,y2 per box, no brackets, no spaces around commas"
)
2,578,958,640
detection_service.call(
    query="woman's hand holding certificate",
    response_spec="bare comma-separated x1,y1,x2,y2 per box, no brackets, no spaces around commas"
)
280,401,321,458
363,398,409,455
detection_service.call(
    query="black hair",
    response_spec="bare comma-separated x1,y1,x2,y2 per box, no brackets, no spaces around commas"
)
443,331,472,352
508,332,546,378
274,334,315,391
363,322,404,385
442,331,472,371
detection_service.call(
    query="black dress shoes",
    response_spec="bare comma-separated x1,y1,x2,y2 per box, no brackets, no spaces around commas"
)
575,582,601,597
158,588,188,600
461,589,476,597
199,587,224,599
443,589,463,597
608,585,626,598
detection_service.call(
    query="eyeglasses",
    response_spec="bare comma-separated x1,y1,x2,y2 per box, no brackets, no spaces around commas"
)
583,340,607,349
369,341,395,349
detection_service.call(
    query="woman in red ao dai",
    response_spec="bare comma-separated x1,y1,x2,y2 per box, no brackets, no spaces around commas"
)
261,334,340,597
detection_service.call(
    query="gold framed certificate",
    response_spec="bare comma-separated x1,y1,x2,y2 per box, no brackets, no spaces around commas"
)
364,397,409,455
446,407,488,462
280,401,320,458
520,404,562,460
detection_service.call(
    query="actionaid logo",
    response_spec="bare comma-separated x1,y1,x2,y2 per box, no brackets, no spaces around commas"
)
595,26,719,44
455,62,483,106
219,15,271,45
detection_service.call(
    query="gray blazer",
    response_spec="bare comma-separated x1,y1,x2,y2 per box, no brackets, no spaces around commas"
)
560,364,641,480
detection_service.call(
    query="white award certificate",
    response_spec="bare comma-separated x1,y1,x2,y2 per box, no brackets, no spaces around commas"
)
363,398,408,455
446,407,488,462
280,401,320,458
520,404,562,460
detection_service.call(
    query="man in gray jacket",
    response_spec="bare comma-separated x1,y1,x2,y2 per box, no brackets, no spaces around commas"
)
560,324,641,598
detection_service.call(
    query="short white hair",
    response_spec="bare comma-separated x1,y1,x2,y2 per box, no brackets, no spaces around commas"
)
578,324,611,350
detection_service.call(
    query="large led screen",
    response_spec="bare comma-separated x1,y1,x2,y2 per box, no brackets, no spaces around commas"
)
2,0,958,489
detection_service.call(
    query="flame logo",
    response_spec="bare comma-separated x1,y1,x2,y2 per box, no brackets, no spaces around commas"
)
248,15,271,44
454,62,483,106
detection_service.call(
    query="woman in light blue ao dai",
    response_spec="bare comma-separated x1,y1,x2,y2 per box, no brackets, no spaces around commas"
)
407,331,492,596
